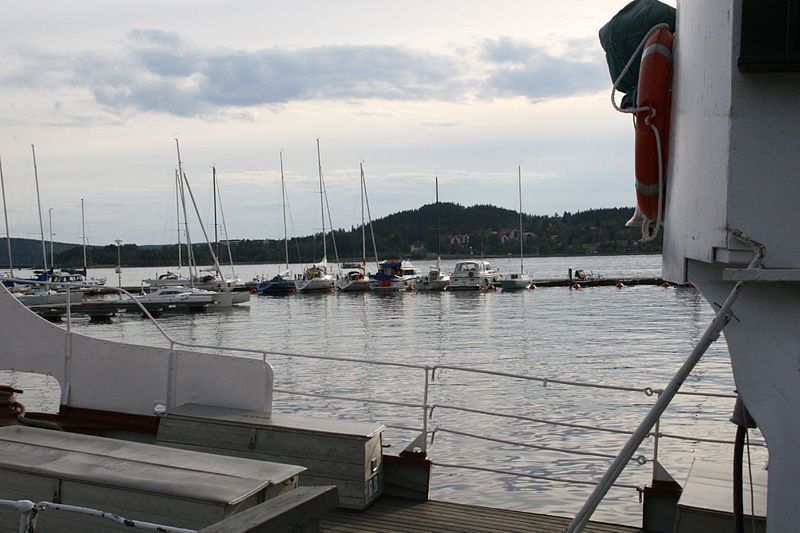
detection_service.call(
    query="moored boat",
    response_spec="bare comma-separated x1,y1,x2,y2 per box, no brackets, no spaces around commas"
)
449,260,501,290
369,259,417,292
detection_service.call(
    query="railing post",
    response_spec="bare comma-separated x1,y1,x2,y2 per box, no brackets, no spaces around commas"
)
167,341,177,409
422,368,430,453
652,391,661,479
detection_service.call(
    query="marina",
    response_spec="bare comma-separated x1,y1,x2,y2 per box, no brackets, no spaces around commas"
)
1,0,798,531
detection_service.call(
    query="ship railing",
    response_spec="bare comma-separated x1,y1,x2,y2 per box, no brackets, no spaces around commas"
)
47,282,765,500
0,498,195,533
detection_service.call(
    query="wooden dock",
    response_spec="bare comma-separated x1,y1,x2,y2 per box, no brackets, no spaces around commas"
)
531,276,667,288
321,496,642,533
28,299,209,321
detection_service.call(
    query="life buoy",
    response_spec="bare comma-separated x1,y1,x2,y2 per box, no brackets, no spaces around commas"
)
634,27,673,222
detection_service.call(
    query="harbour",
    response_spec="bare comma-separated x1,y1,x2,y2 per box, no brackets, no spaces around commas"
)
1,0,797,530
0,254,766,528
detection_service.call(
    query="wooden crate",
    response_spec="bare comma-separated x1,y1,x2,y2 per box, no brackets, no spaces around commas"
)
157,403,385,509
0,425,303,532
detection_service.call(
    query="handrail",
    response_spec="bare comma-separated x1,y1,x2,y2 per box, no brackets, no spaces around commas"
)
566,237,764,532
0,498,195,533
13,277,762,519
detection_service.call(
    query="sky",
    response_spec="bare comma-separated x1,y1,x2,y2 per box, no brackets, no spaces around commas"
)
0,1,675,247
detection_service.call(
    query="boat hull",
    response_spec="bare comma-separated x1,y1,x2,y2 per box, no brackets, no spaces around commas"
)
295,277,335,293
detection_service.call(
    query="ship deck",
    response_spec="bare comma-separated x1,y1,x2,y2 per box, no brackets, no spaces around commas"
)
321,496,641,533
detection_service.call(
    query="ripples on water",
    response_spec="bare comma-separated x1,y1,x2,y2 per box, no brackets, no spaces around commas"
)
1,254,767,526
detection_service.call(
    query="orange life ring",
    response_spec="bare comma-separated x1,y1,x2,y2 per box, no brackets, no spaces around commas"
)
635,27,673,222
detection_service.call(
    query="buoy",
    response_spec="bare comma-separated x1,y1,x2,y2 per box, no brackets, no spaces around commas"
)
571,283,581,290
635,26,674,222
529,284,537,290
661,282,671,288
616,281,625,289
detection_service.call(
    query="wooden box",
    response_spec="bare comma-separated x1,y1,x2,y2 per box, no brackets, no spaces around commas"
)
157,403,385,509
0,425,303,532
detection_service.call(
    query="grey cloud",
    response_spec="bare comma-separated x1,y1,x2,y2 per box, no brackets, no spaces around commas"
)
479,37,608,101
2,31,609,118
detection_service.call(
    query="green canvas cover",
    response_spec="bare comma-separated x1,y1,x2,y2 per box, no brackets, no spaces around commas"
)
599,0,676,108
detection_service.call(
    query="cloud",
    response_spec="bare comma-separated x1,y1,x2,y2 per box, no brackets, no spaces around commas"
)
479,37,609,101
2,30,609,118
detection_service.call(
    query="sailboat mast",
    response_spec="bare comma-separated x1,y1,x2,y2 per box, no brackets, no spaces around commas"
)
0,156,13,276
436,177,441,270
518,165,524,274
362,166,380,268
280,151,289,271
214,173,236,278
31,145,48,272
81,199,87,273
175,140,195,283
175,170,182,272
316,138,327,261
213,166,219,260
360,162,366,267
180,171,228,291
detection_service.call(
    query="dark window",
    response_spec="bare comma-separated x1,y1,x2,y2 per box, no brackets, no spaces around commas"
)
739,0,800,72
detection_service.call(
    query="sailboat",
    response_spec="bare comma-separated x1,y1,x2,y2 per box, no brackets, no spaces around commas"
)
499,165,532,290
338,163,374,292
14,146,76,306
142,169,194,288
258,151,296,295
195,165,247,294
78,199,106,287
294,139,335,293
416,177,450,291
0,155,14,288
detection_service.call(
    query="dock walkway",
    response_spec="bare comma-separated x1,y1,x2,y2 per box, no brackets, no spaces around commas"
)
321,496,641,533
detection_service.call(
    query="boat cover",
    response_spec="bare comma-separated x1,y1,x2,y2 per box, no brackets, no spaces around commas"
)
599,0,676,108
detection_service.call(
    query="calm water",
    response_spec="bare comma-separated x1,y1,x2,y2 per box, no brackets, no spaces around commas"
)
2,254,766,526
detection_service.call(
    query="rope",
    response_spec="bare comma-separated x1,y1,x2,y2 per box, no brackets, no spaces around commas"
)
432,462,640,490
433,427,648,464
611,23,670,114
272,388,426,409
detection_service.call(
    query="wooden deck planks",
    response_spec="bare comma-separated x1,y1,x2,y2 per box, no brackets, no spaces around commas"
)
321,497,642,533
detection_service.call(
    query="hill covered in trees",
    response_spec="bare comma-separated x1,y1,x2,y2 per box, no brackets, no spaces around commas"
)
2,204,661,269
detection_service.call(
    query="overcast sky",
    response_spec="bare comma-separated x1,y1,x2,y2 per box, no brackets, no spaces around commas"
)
0,1,675,247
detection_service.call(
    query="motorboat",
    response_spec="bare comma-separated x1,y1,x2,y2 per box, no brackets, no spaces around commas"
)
13,287,71,306
257,271,296,295
369,260,417,292
136,286,220,306
415,266,449,291
449,260,501,290
338,263,371,292
295,261,336,293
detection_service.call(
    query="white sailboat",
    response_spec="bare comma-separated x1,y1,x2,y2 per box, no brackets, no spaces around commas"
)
416,177,450,291
257,151,297,295
499,166,532,290
338,163,374,292
295,139,335,293
15,145,75,306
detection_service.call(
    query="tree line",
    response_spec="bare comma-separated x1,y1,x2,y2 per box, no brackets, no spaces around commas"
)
1,204,661,269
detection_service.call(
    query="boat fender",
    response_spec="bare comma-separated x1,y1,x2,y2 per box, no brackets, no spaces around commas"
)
634,26,674,224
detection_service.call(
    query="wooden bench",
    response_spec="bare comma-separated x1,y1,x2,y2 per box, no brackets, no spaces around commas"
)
200,486,338,533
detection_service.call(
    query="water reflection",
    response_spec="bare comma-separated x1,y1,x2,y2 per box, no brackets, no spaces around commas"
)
3,255,764,526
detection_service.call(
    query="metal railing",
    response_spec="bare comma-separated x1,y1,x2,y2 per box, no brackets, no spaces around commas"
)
12,279,764,517
0,499,195,533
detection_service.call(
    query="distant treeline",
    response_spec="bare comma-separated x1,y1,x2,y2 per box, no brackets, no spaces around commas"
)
1,204,662,269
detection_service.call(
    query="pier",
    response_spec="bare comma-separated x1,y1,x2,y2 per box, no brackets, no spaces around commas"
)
28,299,210,322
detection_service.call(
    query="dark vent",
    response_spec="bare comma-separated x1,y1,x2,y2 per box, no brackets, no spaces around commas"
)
739,0,800,72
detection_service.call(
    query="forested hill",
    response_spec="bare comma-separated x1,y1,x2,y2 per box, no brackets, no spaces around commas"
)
3,204,662,269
